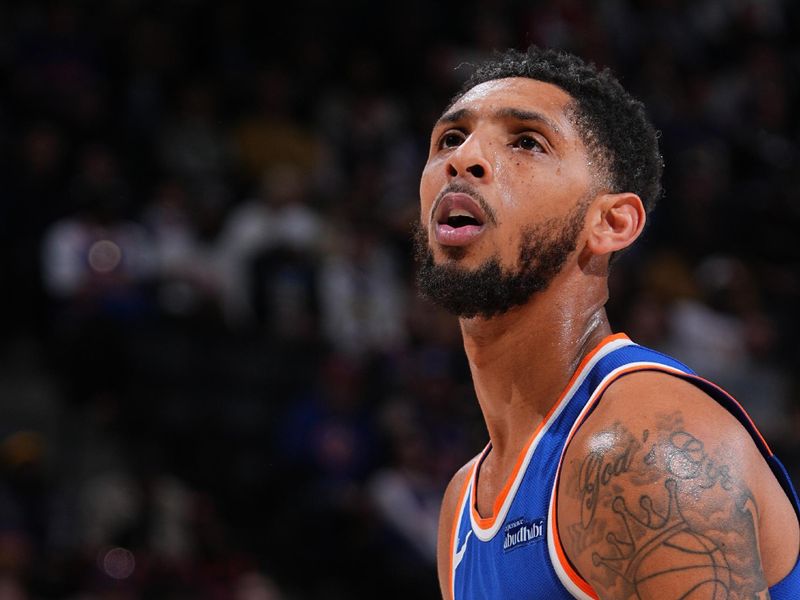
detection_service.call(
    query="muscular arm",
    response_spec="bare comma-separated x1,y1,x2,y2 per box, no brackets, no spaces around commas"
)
557,372,792,600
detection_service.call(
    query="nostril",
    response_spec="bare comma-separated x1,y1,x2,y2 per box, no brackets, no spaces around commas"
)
447,164,458,177
467,164,485,178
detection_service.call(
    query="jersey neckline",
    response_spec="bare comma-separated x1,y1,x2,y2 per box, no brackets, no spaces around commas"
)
466,332,633,541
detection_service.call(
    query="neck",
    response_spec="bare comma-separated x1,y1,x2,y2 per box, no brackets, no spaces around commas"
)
460,272,612,462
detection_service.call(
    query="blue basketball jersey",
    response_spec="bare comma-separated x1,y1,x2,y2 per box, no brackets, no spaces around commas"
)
449,333,800,599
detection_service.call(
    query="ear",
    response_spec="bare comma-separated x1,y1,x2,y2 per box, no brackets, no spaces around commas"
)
585,192,646,256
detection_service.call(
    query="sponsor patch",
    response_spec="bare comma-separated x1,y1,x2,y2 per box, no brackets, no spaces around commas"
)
503,517,545,553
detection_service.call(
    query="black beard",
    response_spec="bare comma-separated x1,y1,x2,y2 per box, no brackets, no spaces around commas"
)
413,203,587,319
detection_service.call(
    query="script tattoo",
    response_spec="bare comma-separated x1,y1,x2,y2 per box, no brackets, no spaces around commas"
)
666,431,734,491
578,433,638,528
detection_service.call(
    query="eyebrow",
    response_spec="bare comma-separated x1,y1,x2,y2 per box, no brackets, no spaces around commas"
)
437,108,470,125
494,107,562,135
436,106,563,138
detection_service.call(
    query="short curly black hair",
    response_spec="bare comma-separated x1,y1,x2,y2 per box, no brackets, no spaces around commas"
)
453,46,663,214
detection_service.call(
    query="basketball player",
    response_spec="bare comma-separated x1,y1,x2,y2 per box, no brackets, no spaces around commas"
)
415,47,800,599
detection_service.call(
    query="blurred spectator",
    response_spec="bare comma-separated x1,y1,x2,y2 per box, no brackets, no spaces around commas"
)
41,145,155,411
218,163,323,329
143,177,229,326
368,429,441,565
318,221,407,356
662,256,792,442
41,149,154,305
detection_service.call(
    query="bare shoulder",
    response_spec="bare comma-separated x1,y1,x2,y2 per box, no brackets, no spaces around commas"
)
437,455,479,600
557,370,796,600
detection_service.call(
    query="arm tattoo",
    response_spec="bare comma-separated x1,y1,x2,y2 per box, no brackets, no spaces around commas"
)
578,435,637,528
665,431,734,490
565,413,771,600
592,478,733,597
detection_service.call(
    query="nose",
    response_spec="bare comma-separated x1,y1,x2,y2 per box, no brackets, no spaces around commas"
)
446,135,493,183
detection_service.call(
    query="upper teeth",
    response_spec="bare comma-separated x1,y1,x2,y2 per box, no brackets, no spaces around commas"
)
449,208,473,218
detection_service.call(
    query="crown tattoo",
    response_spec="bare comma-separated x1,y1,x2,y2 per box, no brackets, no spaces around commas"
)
592,479,688,582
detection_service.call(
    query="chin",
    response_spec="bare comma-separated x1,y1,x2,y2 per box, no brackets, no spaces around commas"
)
439,245,469,261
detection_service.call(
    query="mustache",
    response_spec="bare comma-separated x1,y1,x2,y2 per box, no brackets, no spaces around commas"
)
431,182,498,226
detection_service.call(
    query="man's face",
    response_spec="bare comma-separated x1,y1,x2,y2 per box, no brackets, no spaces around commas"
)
415,77,598,318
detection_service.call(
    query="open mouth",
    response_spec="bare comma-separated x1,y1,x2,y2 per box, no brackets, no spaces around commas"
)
432,192,488,247
442,209,483,229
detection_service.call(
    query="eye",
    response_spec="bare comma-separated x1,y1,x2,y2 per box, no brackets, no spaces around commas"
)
438,130,465,149
514,134,544,152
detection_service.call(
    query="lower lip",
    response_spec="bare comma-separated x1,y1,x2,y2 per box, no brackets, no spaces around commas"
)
434,223,485,246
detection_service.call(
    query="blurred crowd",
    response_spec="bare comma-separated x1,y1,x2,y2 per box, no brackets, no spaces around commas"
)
0,0,799,598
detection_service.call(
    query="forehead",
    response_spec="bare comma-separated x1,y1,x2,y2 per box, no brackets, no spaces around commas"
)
444,77,576,132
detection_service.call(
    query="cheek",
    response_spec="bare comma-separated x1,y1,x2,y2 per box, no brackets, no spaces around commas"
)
494,166,521,211
494,162,541,217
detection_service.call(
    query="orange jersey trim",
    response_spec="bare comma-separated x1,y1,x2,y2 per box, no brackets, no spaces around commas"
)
469,333,630,532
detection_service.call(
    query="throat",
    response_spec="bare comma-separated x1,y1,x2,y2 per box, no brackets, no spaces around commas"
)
473,447,507,520
473,435,535,521
464,308,614,490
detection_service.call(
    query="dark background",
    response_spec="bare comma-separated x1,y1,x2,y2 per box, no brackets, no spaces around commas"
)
0,0,799,598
